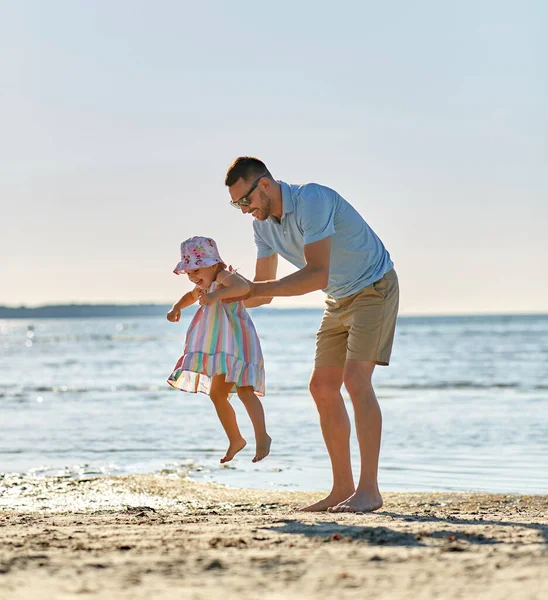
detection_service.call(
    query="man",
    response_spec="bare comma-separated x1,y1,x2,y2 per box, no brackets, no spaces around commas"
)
225,157,399,513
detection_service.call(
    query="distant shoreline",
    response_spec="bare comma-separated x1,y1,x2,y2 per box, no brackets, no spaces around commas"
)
0,304,175,319
0,304,324,319
0,304,546,320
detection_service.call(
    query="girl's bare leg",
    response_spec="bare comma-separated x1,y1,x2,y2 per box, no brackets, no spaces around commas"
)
209,375,246,463
236,386,271,462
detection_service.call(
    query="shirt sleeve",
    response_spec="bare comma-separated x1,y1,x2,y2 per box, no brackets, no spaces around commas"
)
253,222,276,259
296,184,336,245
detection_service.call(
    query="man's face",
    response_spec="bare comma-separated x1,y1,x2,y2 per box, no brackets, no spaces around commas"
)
228,175,272,221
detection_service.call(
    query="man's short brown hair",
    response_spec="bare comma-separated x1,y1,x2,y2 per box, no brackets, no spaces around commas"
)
225,157,272,186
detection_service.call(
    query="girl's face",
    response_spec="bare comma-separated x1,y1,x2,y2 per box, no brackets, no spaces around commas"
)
186,265,218,290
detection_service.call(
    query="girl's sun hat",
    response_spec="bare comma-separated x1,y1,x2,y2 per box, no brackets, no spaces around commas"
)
173,236,226,274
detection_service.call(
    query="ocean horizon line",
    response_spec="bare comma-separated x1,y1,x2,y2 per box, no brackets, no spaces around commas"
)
0,303,547,320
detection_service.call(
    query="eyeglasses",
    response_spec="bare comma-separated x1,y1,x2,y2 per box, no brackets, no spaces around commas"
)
229,173,267,209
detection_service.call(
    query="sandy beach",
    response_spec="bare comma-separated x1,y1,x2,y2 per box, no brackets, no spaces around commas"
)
0,474,546,599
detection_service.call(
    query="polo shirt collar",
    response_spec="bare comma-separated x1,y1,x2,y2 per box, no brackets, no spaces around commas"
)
280,181,294,218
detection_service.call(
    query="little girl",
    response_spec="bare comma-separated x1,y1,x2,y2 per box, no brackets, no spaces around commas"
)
167,236,271,464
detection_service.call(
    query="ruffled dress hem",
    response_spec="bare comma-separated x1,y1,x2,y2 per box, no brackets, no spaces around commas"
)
167,351,265,396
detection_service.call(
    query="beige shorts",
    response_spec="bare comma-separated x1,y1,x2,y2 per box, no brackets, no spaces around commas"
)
315,269,399,367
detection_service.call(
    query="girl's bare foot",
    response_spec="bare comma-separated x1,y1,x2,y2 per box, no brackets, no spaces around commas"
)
220,437,246,463
252,434,272,463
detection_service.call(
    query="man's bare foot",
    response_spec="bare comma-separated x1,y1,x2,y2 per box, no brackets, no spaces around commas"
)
220,438,246,463
252,434,272,463
298,488,356,512
327,488,383,513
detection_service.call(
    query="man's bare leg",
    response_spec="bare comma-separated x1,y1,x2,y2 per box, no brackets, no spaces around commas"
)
330,360,383,513
299,365,356,512
209,376,247,463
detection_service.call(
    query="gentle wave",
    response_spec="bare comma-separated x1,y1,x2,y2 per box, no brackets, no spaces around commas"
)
5,382,547,395
383,382,528,390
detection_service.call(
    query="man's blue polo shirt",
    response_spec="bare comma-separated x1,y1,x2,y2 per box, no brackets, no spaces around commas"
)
253,181,394,299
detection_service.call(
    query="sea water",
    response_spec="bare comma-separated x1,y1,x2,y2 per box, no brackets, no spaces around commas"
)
1,312,547,493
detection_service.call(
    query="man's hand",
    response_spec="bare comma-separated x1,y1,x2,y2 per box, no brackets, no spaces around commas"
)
222,273,254,303
166,307,181,322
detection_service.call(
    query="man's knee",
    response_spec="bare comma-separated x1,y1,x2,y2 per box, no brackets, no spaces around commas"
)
343,361,375,398
309,367,343,404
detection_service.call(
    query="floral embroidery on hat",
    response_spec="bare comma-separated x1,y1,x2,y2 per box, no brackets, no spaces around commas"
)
173,236,225,274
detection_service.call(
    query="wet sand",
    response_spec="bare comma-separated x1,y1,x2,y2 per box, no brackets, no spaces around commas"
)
0,474,547,599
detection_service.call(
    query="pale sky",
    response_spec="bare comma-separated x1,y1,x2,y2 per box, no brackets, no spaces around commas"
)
1,0,546,314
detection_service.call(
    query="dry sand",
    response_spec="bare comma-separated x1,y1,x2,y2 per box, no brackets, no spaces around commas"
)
0,474,546,599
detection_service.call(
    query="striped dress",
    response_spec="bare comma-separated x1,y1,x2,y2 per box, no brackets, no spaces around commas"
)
168,281,265,396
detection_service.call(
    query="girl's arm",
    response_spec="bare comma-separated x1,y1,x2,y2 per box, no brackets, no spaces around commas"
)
199,269,249,305
167,287,199,321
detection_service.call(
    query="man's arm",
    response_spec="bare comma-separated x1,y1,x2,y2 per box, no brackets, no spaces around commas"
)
249,237,330,299
201,270,250,305
244,254,279,308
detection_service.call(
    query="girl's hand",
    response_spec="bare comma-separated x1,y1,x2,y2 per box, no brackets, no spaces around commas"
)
198,291,217,306
166,307,181,322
